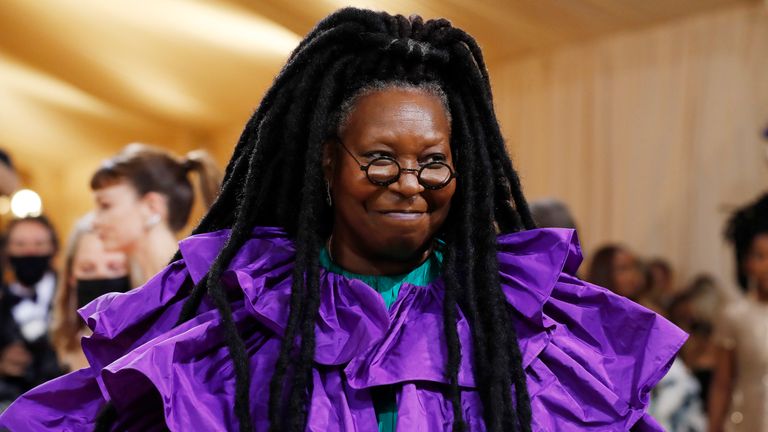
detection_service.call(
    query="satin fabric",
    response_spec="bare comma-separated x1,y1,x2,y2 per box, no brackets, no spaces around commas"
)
318,246,444,432
0,226,686,431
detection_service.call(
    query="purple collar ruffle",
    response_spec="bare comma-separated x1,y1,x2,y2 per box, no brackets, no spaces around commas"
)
0,226,685,432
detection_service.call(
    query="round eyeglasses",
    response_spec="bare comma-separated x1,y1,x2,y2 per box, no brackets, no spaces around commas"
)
336,139,456,190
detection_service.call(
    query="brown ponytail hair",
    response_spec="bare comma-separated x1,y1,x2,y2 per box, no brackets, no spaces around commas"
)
181,150,221,210
91,143,222,232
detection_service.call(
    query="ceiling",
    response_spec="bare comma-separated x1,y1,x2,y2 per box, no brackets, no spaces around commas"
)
0,0,755,167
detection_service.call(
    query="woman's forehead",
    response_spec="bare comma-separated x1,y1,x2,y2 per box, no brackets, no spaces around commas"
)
340,88,450,141
9,221,51,241
94,181,137,199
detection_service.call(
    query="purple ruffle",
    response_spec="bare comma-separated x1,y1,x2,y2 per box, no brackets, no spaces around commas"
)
0,227,686,431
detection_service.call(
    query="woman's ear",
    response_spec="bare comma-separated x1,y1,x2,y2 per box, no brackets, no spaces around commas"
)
139,192,168,222
322,140,336,183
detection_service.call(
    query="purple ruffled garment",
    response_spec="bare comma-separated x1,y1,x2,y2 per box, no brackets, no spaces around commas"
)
0,227,686,431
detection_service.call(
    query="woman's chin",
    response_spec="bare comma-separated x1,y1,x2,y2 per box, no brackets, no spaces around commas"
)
375,237,433,263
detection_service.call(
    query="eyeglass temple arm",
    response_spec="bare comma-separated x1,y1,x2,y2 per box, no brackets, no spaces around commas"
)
335,138,366,169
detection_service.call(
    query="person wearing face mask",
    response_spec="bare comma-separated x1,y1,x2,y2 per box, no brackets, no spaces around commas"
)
0,216,58,342
50,214,130,372
0,215,63,387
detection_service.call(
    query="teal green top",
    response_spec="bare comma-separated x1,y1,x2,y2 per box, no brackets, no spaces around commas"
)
318,247,443,432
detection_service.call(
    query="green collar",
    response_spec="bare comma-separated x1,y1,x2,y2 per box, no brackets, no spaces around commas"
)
318,247,443,309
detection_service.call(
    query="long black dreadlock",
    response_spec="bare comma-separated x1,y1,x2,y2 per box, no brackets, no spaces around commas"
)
95,8,536,432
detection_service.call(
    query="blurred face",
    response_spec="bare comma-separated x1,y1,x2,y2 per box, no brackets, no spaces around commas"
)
7,220,55,257
327,88,456,263
612,249,644,299
0,341,31,378
92,181,152,253
746,234,768,294
71,232,128,284
649,265,673,292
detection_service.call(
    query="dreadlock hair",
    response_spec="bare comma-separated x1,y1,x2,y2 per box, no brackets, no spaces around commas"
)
725,192,768,291
95,8,536,432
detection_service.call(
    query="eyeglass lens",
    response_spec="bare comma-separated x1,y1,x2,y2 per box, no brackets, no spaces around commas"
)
367,159,452,187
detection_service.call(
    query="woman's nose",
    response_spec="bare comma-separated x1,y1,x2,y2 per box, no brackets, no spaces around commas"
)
389,168,424,197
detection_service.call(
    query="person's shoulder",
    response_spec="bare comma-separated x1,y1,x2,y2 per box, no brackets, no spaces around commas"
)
496,228,686,430
497,227,582,274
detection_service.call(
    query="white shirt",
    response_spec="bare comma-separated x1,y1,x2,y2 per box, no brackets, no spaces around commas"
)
8,271,56,342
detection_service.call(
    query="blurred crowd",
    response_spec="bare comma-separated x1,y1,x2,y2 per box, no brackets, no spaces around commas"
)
0,145,765,432
0,144,221,412
531,195,768,432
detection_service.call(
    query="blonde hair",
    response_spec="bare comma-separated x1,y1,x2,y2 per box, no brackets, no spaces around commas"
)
49,214,119,367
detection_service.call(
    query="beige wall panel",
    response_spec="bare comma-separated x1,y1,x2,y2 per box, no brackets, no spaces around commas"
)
491,3,768,290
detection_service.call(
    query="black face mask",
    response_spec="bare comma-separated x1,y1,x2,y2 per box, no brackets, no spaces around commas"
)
8,255,52,287
76,277,132,309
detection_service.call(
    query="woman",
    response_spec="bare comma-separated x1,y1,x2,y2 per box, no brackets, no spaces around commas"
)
587,244,663,313
0,216,63,387
0,216,59,344
50,214,130,372
0,9,685,431
709,193,768,432
91,143,221,284
646,258,676,309
668,275,720,415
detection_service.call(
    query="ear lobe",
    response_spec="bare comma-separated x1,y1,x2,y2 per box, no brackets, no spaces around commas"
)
141,192,168,219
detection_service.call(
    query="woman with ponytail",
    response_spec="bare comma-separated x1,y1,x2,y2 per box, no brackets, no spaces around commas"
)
90,143,221,284
1,9,684,431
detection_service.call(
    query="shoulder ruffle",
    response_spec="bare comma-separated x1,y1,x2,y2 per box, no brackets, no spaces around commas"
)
497,228,687,431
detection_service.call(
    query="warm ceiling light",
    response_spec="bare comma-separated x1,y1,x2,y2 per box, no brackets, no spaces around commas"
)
10,189,43,218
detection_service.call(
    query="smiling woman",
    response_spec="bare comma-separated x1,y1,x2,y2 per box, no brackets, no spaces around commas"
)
0,8,685,432
325,85,456,274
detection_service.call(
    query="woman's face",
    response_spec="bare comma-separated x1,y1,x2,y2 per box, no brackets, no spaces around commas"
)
92,181,153,253
6,221,55,257
612,249,644,299
745,233,768,293
327,88,456,262
71,232,128,283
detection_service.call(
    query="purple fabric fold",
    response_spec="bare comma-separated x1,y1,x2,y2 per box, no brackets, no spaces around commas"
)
0,226,686,431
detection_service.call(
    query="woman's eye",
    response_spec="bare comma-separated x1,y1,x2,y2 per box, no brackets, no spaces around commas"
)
78,264,96,275
423,153,447,163
108,261,127,272
364,151,394,160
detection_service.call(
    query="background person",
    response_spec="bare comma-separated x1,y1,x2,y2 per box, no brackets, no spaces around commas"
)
91,143,221,285
0,215,62,388
50,214,129,372
709,192,768,432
